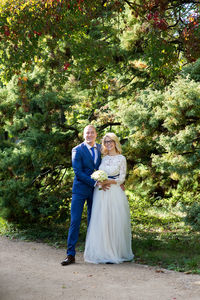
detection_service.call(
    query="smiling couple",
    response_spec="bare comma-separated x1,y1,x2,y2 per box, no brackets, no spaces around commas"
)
61,125,134,265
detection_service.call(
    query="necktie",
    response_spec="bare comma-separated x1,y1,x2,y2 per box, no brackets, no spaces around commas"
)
90,147,95,161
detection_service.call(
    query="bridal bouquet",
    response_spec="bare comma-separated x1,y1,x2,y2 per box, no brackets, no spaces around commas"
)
91,170,108,190
91,170,108,181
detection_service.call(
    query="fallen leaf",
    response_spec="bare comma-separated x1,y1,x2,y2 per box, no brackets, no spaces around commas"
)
184,271,192,274
155,269,164,273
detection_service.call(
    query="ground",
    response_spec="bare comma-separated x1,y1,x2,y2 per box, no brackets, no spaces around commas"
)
0,236,200,300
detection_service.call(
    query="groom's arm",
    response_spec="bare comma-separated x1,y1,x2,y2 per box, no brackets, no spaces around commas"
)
72,147,96,187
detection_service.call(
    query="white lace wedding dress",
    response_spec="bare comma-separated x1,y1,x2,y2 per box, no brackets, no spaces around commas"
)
84,154,134,264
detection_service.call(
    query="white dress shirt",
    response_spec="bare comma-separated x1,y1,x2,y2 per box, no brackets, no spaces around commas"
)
85,142,98,164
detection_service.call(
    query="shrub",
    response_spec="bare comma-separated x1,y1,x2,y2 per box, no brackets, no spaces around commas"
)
184,203,200,231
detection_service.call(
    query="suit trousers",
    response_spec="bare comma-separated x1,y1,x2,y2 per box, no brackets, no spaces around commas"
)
67,192,93,256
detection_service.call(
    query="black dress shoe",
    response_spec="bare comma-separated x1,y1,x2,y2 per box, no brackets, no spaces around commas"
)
61,255,75,266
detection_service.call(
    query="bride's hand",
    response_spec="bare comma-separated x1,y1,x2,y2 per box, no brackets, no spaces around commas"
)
102,179,116,185
97,180,111,191
99,179,117,191
101,180,109,185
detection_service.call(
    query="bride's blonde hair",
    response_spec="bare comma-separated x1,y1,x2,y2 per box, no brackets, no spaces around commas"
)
101,132,122,155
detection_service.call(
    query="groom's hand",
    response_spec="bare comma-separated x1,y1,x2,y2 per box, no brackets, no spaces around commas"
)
120,184,125,191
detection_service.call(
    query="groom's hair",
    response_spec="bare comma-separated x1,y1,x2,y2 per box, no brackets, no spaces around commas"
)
83,124,96,134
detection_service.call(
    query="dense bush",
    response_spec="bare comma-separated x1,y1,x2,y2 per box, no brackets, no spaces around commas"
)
181,58,200,82
120,63,200,221
0,69,75,225
184,203,200,231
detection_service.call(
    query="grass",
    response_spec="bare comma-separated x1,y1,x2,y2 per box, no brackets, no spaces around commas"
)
0,205,200,274
0,216,86,250
132,230,200,273
131,206,200,274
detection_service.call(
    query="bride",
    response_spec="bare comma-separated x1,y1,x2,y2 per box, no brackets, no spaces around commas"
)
84,132,134,264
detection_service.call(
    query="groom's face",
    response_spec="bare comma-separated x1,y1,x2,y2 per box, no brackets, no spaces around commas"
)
84,126,97,146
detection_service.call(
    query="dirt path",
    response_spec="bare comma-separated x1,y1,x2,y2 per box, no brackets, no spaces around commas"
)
0,236,200,300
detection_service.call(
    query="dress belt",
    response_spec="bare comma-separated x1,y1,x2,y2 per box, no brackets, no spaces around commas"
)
108,174,119,179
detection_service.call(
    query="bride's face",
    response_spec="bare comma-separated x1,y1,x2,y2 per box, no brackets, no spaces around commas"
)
104,138,115,152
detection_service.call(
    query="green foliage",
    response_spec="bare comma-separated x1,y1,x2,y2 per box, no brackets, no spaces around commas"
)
126,190,200,273
0,2,158,228
118,63,200,230
184,203,200,231
0,0,125,85
181,58,200,82
0,1,199,253
1,0,197,91
0,67,76,225
130,0,200,63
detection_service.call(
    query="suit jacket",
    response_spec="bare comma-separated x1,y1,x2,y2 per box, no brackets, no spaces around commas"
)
72,142,101,196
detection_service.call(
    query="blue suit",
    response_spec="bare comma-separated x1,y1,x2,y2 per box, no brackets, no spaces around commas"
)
67,142,101,256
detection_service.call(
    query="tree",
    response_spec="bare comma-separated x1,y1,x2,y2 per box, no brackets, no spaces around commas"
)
1,1,199,86
126,0,200,63
0,68,76,224
0,1,200,227
120,59,200,208
0,0,127,225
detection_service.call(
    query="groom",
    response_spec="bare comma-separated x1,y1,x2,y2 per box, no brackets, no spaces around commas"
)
61,125,102,266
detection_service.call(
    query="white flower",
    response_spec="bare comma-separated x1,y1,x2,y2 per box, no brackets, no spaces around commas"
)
91,170,108,182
